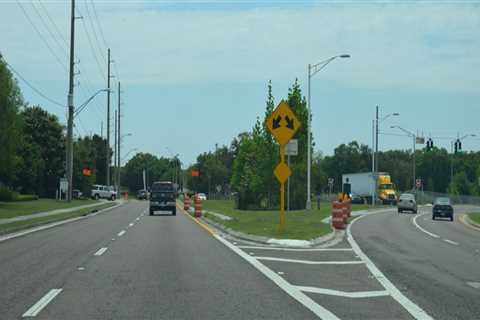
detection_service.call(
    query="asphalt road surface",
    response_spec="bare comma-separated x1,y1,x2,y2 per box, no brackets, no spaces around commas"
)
1,201,479,319
0,201,317,320
351,205,480,320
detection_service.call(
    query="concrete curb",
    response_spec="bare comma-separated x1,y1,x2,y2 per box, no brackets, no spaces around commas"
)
0,201,125,242
200,214,341,248
464,214,480,231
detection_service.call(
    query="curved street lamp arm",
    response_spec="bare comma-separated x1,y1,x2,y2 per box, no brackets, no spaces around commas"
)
74,89,109,118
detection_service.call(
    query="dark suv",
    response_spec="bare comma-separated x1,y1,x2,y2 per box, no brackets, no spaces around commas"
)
432,197,454,221
149,181,177,216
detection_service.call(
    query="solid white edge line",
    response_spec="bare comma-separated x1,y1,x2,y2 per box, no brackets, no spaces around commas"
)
117,230,126,237
214,235,340,320
22,288,63,317
237,246,353,252
443,239,459,246
255,256,364,265
94,247,108,256
412,213,440,238
295,285,390,298
348,211,434,320
0,203,123,243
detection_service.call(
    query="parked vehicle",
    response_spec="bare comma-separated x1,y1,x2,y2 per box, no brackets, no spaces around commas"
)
432,197,454,221
342,172,397,204
149,181,177,215
397,193,417,213
72,189,83,199
91,185,117,201
197,193,207,201
349,193,364,204
137,189,148,200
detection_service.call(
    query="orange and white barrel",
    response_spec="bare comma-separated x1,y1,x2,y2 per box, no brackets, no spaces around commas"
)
184,194,190,211
331,201,346,229
194,194,202,218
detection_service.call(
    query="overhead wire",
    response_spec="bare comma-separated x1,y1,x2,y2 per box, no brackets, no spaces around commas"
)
1,57,66,108
16,0,68,73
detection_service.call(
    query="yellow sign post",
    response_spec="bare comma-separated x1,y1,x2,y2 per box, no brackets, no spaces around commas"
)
266,100,301,228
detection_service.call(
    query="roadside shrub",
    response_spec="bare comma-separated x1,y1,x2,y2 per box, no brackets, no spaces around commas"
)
0,186,18,201
15,194,39,201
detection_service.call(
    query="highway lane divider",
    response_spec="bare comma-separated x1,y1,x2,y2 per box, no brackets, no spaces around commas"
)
412,213,440,238
22,288,63,318
347,210,434,320
178,203,216,236
0,202,124,244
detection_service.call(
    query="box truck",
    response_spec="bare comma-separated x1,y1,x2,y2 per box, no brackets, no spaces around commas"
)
342,172,397,204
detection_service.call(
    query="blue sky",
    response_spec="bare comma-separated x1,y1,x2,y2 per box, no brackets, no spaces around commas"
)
1,0,479,167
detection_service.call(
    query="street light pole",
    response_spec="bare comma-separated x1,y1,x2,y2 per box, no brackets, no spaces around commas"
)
374,108,399,204
391,126,416,190
306,54,350,210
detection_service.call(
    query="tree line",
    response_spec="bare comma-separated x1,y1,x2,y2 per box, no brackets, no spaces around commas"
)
0,57,111,200
179,80,480,209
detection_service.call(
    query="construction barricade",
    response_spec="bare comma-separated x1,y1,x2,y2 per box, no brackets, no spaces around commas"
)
184,194,190,211
194,194,202,218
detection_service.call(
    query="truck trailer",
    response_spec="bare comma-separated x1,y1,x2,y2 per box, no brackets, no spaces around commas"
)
342,172,397,204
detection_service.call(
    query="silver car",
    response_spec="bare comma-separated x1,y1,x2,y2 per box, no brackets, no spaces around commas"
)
397,193,417,213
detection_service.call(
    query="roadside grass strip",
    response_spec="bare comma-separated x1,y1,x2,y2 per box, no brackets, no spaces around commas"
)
294,286,390,298
255,256,364,265
22,289,63,317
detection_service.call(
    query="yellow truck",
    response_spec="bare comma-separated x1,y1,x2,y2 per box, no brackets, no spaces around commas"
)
342,172,397,204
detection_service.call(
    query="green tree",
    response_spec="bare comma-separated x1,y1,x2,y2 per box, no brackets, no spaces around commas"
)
0,57,23,186
17,106,65,197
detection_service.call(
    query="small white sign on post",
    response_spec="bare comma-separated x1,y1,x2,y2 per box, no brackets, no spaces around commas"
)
60,178,68,193
285,139,298,156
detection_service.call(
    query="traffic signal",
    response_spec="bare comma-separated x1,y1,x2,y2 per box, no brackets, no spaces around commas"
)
426,138,434,151
454,139,462,153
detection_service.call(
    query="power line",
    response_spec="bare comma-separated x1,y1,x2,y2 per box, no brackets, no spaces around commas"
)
77,13,107,82
16,0,68,73
1,56,66,108
83,1,107,62
30,1,69,60
37,0,69,48
90,0,121,82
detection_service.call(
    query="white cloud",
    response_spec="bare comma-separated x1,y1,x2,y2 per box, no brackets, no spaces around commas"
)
1,2,479,93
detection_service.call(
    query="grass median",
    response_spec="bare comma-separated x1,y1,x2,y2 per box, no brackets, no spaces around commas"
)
0,202,117,235
199,200,372,240
0,199,97,219
470,212,480,225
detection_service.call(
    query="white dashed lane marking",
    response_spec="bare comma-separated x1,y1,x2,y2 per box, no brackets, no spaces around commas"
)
237,246,353,252
128,223,134,227
22,289,63,317
295,286,390,298
117,230,126,237
255,256,364,265
443,239,459,246
94,247,108,256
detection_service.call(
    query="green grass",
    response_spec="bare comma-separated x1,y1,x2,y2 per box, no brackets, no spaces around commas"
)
200,200,370,240
470,212,480,225
0,202,116,235
0,198,97,219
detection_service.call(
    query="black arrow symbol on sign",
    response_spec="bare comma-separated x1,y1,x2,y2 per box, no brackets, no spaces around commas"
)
285,115,294,130
272,116,282,129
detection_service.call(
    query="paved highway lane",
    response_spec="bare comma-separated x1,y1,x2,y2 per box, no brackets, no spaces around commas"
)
351,206,480,320
0,201,318,319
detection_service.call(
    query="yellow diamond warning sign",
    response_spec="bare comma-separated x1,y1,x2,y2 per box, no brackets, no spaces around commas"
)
274,162,291,184
266,100,301,146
